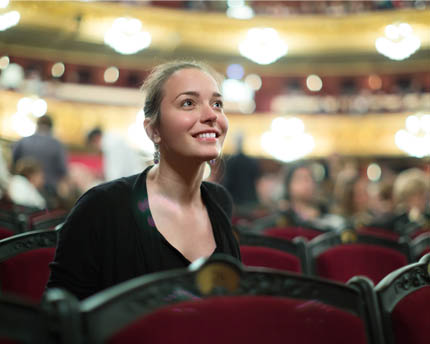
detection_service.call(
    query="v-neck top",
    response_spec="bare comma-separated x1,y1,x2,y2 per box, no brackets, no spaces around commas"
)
47,166,241,300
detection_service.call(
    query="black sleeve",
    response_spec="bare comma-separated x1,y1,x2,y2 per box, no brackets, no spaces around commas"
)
46,187,107,300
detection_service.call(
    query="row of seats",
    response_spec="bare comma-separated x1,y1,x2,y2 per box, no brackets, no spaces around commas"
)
0,202,66,237
239,229,430,283
1,253,429,344
0,226,429,303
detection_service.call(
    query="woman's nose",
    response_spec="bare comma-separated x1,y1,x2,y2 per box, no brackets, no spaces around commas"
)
201,104,218,123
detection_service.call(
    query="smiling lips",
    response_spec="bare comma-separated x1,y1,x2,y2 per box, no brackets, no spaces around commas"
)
193,131,220,142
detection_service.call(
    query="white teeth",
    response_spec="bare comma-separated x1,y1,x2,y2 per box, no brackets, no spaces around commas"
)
198,132,216,138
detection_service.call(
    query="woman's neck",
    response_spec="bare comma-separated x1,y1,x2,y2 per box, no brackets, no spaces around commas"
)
147,158,206,205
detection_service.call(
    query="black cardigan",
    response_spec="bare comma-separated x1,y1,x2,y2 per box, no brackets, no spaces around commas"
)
47,167,241,300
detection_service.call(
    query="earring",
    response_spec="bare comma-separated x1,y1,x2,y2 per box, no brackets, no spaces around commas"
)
153,144,160,164
209,159,216,165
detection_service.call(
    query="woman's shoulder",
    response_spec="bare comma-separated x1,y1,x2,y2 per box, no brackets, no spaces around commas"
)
75,174,140,208
202,181,233,217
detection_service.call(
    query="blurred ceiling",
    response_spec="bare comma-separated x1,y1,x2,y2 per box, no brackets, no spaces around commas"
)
1,1,430,76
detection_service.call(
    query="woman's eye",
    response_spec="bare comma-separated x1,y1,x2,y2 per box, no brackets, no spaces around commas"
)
213,100,223,109
181,99,193,107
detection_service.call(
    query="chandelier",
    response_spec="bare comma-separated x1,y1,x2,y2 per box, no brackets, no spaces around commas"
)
104,17,151,55
239,28,288,65
261,117,314,162
375,23,421,61
395,113,430,158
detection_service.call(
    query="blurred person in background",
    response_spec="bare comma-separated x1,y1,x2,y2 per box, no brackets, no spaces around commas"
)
331,173,372,228
12,114,68,208
86,127,148,182
8,158,46,209
222,132,261,215
251,161,346,232
387,168,430,234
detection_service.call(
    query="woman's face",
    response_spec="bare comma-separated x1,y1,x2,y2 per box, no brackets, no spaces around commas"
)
155,68,228,163
289,167,315,202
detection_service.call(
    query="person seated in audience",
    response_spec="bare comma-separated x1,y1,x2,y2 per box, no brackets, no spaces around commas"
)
8,158,47,209
46,60,241,300
331,173,374,228
367,168,430,235
251,162,346,233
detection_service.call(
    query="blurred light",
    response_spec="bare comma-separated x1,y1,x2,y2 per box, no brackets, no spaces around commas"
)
222,79,254,103
104,66,119,83
227,0,245,7
244,74,262,91
0,0,9,9
395,113,430,157
127,109,155,154
375,22,421,60
104,17,151,55
421,114,430,133
227,6,254,20
0,62,23,88
12,112,36,137
226,64,245,80
306,74,323,92
239,28,288,65
367,163,382,182
262,116,314,162
271,117,305,136
238,100,256,114
368,75,382,90
406,115,420,134
0,55,9,70
17,97,33,114
51,62,65,78
0,11,20,31
32,98,47,117
395,129,430,158
17,97,47,117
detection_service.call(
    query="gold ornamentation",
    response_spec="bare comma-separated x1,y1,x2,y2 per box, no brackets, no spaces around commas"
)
276,215,289,228
341,230,357,244
196,262,240,295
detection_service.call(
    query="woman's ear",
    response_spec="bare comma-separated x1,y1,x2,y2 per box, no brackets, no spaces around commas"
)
144,118,161,144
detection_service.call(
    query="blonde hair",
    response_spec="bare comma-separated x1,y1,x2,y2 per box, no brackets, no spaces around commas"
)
393,168,429,209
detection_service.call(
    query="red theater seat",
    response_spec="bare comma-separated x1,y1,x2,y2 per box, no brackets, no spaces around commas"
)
80,254,384,344
376,253,430,344
0,229,58,303
238,231,308,273
308,231,411,284
264,226,325,241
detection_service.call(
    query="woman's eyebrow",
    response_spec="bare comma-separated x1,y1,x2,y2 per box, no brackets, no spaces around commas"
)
174,91,222,100
174,91,199,100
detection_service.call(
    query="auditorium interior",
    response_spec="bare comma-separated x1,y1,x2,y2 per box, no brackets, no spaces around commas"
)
0,1,429,343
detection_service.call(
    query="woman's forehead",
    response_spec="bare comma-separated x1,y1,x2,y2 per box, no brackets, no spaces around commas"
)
163,68,220,95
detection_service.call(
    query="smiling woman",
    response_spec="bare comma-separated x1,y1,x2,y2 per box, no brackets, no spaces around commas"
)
46,60,241,300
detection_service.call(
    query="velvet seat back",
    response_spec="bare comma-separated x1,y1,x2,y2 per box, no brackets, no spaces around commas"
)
240,245,301,273
316,244,408,284
264,226,323,241
109,296,368,344
0,247,56,303
390,286,430,344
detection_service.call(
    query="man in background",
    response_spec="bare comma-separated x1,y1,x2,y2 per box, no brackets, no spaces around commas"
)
12,114,68,208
